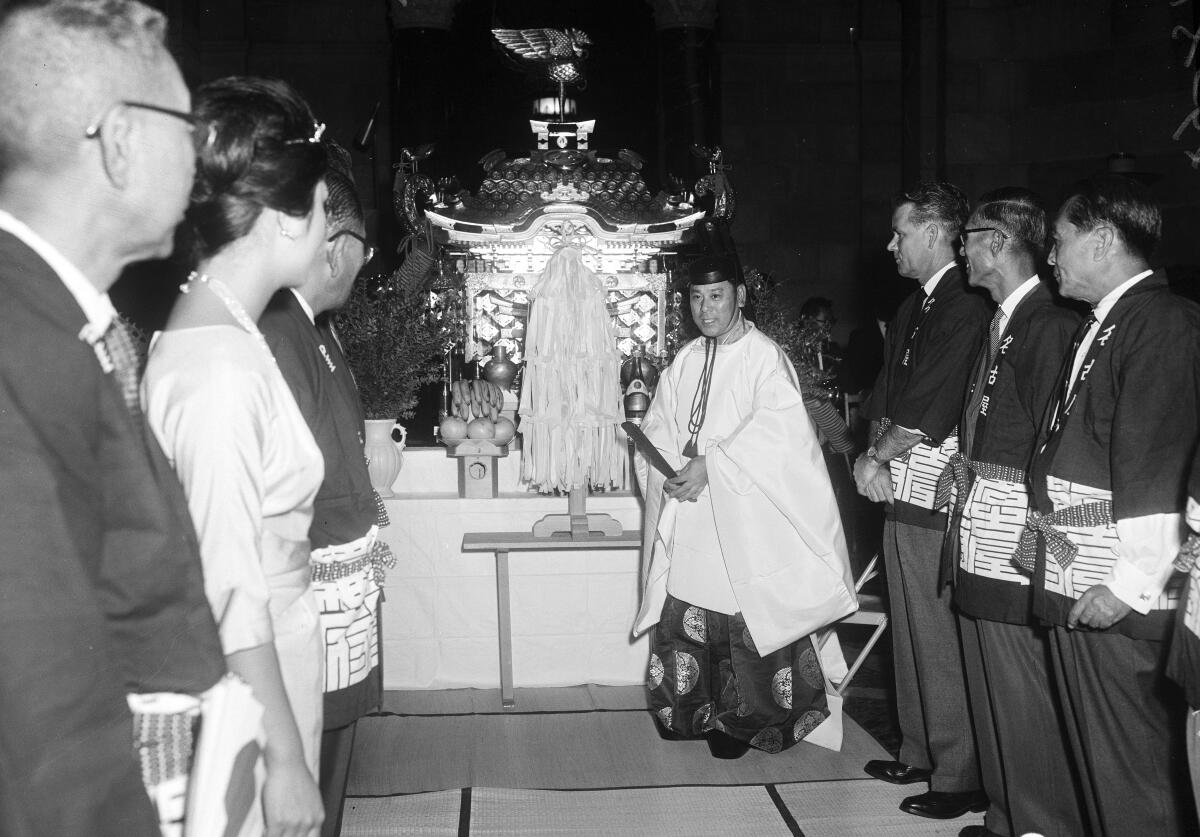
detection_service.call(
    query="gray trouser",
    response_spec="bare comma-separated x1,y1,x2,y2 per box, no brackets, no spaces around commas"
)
961,615,1084,837
882,519,979,791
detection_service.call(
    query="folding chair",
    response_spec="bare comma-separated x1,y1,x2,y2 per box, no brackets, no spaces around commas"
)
828,554,889,696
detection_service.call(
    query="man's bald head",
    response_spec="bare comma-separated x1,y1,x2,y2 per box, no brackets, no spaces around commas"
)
0,0,170,181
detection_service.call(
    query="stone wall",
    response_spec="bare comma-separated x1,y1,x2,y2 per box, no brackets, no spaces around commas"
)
718,0,1200,333
718,0,904,337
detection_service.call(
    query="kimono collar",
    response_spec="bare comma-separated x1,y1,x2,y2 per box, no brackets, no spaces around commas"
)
1093,269,1153,326
289,287,317,325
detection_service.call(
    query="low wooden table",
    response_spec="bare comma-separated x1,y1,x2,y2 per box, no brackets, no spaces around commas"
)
461,529,643,708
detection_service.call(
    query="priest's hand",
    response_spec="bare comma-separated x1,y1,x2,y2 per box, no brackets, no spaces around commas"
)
664,455,708,503
1067,584,1132,631
853,454,893,503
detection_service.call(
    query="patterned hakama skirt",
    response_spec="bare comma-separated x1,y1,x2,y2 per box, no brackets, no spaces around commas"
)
647,594,829,753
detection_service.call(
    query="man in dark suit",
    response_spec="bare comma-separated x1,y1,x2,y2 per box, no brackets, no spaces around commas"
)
259,163,390,837
855,182,991,821
0,3,225,835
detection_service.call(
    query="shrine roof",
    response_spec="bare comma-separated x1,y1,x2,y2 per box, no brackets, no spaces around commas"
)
433,152,698,229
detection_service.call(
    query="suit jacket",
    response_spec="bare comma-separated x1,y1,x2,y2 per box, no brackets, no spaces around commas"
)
0,230,224,836
952,281,1080,623
1030,270,1200,639
260,291,378,549
866,265,991,529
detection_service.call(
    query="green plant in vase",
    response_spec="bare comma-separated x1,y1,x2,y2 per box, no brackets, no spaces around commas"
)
334,271,447,422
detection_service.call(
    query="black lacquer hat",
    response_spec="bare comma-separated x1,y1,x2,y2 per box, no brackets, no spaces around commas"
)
686,254,743,287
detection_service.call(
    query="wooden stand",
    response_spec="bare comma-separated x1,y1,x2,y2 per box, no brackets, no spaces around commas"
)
461,527,642,708
531,485,623,538
445,439,509,499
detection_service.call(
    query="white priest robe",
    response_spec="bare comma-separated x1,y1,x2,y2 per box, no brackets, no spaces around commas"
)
631,324,857,657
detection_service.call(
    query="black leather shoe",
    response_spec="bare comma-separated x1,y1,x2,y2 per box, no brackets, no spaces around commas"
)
706,731,751,759
900,789,988,820
958,826,1004,837
863,759,932,785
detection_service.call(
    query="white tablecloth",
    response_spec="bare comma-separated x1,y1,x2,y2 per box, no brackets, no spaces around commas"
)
378,447,648,690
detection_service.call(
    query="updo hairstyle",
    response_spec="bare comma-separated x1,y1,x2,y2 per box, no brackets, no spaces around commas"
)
186,76,329,261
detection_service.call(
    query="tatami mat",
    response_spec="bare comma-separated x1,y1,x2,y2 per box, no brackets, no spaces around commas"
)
342,688,975,836
348,708,887,795
342,790,460,836
774,780,983,836
470,786,797,836
342,782,985,836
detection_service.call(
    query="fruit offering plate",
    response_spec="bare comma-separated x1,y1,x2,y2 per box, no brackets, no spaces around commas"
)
442,438,510,457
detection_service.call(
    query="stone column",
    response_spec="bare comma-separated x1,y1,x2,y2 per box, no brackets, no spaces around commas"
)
647,0,719,185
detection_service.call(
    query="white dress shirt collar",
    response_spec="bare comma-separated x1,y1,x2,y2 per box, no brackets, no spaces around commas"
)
996,275,1041,335
0,207,116,342
922,260,958,296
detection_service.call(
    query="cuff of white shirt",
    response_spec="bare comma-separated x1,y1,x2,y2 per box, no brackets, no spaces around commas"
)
1105,560,1175,614
1105,512,1184,614
1188,497,1200,533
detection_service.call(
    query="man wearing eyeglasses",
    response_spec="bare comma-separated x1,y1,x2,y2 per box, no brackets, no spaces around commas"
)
940,188,1083,837
1027,175,1200,836
855,182,991,821
0,2,225,836
259,159,388,837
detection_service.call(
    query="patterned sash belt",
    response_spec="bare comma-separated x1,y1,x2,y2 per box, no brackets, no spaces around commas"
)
1175,533,1200,573
1011,500,1113,573
310,525,396,585
128,691,202,836
933,452,1026,510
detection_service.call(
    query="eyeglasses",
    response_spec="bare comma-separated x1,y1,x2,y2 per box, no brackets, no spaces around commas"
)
959,226,1010,247
328,229,376,265
84,101,216,153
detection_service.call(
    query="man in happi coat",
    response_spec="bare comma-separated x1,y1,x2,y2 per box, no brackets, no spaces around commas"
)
855,182,990,821
0,4,228,835
1167,445,1200,826
259,165,393,837
938,188,1083,837
632,254,857,758
1025,174,1200,836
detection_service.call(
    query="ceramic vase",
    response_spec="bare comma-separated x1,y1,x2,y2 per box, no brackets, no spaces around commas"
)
482,344,520,391
364,419,407,498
